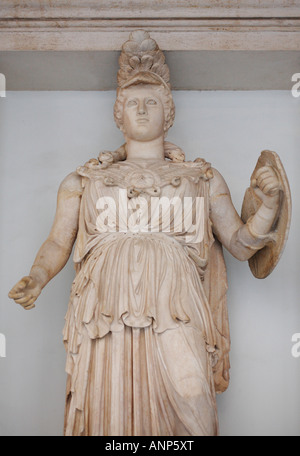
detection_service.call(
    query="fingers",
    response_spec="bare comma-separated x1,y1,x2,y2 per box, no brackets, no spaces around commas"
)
14,295,34,304
22,297,36,310
24,304,35,311
8,276,34,298
15,295,36,310
8,290,24,299
8,284,26,299
258,176,276,194
253,166,274,186
8,276,38,310
252,166,281,196
262,181,280,196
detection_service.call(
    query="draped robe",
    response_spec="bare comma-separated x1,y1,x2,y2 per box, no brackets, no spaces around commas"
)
63,158,230,436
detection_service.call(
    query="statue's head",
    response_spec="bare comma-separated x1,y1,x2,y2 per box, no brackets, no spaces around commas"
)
114,31,175,139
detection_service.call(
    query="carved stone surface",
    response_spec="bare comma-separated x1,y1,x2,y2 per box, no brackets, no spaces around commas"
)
8,30,291,436
1,1,300,51
1,1,300,91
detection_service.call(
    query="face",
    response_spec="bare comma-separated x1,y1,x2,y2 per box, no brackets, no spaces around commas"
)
121,86,165,142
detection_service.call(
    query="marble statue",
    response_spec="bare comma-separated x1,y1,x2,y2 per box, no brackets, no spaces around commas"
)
8,31,291,436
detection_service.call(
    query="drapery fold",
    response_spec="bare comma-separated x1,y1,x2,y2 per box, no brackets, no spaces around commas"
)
63,159,228,436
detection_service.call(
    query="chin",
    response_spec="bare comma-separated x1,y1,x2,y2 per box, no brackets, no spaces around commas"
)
129,131,155,142
136,136,159,142
134,129,163,142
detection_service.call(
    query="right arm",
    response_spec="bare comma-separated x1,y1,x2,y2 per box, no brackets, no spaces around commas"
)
8,172,82,310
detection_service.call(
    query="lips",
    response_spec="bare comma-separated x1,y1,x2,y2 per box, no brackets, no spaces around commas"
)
136,117,149,123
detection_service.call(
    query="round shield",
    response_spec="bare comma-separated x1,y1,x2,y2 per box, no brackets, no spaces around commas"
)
241,150,292,279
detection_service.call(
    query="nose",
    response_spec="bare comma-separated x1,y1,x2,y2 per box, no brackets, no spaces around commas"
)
137,100,147,116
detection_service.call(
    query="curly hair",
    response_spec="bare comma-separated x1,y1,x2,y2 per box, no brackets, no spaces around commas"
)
113,83,175,134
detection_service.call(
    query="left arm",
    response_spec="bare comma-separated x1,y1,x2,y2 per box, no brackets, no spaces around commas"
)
209,167,280,261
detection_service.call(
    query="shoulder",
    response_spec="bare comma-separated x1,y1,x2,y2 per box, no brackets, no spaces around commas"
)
58,171,83,195
209,167,231,198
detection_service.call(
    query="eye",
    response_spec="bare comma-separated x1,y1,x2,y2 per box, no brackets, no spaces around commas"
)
146,98,157,105
126,99,138,107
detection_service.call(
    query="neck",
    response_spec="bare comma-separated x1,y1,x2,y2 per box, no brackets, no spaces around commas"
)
125,136,165,162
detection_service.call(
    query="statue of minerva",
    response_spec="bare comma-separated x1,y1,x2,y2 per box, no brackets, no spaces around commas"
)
8,31,291,436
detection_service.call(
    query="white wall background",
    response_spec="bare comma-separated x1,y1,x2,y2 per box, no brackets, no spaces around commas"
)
0,90,299,436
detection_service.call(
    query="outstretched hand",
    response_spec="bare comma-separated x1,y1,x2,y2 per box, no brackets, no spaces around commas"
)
8,276,42,310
